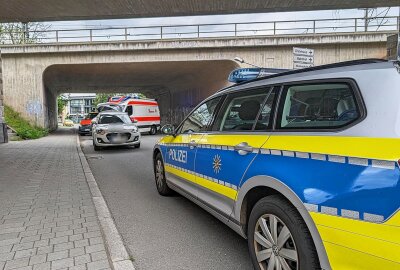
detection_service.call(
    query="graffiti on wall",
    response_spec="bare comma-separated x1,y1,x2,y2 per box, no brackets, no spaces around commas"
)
26,100,42,115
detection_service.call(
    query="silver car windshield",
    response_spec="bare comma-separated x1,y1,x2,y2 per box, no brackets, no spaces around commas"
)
98,114,131,124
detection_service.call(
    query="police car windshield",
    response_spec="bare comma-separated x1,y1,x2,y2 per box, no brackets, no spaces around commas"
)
98,114,131,124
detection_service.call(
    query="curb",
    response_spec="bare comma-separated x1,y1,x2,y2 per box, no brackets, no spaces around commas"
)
76,136,136,270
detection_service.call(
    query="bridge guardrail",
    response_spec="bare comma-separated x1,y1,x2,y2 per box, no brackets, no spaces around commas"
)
0,16,399,45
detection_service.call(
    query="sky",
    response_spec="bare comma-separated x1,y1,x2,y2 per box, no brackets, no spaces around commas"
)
47,7,399,29
29,7,397,43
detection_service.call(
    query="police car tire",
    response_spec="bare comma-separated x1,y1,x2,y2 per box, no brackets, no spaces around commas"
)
154,153,174,196
248,195,320,270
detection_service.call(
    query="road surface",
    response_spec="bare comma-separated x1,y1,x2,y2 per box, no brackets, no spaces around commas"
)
79,133,253,270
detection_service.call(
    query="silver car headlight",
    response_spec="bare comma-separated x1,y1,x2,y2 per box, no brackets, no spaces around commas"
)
124,125,138,133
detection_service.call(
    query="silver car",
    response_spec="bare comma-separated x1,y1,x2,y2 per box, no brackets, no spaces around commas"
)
92,111,140,151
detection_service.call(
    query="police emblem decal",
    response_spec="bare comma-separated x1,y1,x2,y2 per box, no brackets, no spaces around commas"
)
213,154,222,174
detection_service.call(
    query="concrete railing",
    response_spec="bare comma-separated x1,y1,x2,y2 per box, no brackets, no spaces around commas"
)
1,16,399,45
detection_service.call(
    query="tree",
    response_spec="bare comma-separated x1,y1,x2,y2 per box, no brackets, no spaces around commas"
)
57,95,67,115
0,22,50,44
93,93,110,107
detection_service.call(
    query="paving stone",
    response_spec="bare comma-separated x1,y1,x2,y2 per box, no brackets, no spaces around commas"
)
68,248,84,258
84,245,104,254
53,243,73,253
49,237,68,246
87,260,109,270
54,232,72,239
21,236,40,244
0,245,12,254
40,234,54,241
72,229,85,235
89,251,107,262
73,240,88,249
14,249,36,259
4,257,29,270
18,232,37,239
68,235,82,243
12,242,34,252
0,234,19,242
88,237,103,246
68,265,85,270
32,263,50,270
51,258,73,270
73,254,91,266
28,255,47,266
0,251,14,262
47,251,68,262
33,240,49,248
11,266,32,270
0,239,20,247
36,246,53,256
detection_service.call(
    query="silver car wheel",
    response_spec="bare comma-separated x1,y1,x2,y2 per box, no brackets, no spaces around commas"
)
155,159,164,188
254,214,298,270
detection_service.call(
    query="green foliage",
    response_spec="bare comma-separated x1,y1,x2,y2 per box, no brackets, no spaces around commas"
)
93,93,110,107
93,93,147,107
57,95,67,115
4,105,48,139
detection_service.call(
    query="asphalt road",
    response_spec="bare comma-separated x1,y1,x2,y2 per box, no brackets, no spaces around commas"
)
79,133,253,270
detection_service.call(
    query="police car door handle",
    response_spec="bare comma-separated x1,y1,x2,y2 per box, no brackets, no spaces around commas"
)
234,142,253,155
189,140,196,149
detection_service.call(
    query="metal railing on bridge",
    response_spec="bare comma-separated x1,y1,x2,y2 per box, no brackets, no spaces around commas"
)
1,16,399,45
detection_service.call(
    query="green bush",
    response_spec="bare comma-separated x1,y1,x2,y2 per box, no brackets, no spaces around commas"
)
4,105,48,139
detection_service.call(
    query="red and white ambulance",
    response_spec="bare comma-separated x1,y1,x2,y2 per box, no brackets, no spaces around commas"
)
99,96,161,135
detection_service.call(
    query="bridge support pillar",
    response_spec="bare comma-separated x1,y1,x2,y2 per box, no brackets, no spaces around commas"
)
0,51,7,143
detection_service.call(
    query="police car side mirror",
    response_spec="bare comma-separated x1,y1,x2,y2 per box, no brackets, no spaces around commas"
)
161,124,175,136
91,119,97,125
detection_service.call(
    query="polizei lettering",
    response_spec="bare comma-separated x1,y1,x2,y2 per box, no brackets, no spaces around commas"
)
168,149,187,164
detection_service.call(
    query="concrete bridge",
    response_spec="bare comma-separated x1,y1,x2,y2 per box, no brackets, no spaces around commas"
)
0,31,395,131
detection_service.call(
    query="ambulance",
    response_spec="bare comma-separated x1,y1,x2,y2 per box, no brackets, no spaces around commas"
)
99,95,161,135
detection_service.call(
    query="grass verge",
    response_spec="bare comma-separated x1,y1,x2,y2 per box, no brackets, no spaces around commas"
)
4,105,48,139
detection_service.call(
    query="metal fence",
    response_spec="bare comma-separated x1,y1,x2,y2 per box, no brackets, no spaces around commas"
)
1,16,399,45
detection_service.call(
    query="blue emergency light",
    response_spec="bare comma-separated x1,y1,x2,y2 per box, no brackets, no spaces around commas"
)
228,68,291,83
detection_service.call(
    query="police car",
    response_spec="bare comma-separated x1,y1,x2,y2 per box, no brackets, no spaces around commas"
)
153,59,400,270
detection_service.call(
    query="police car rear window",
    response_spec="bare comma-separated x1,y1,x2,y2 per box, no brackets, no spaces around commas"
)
277,83,360,130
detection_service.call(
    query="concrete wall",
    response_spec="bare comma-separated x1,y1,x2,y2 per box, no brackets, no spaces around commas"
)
0,51,6,143
0,32,392,130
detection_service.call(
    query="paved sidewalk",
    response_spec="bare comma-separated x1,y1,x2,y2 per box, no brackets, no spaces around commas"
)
0,129,111,270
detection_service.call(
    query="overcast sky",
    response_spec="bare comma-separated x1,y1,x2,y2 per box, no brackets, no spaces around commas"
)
48,7,399,29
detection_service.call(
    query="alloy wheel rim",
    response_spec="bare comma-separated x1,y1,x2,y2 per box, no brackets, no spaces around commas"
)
155,160,164,188
254,214,298,270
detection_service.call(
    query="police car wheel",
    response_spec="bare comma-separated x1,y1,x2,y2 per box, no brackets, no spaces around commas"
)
248,195,319,270
154,153,173,196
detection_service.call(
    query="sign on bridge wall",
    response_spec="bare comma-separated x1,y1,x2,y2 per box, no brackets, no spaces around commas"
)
293,47,314,69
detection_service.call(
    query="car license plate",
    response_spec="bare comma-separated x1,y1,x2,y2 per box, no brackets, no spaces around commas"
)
111,135,126,143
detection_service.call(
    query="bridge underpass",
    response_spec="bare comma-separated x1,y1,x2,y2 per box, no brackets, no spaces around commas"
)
43,60,237,130
1,31,393,131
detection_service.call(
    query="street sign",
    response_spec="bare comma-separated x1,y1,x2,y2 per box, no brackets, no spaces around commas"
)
293,55,314,64
293,63,314,69
293,47,314,56
293,47,314,69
